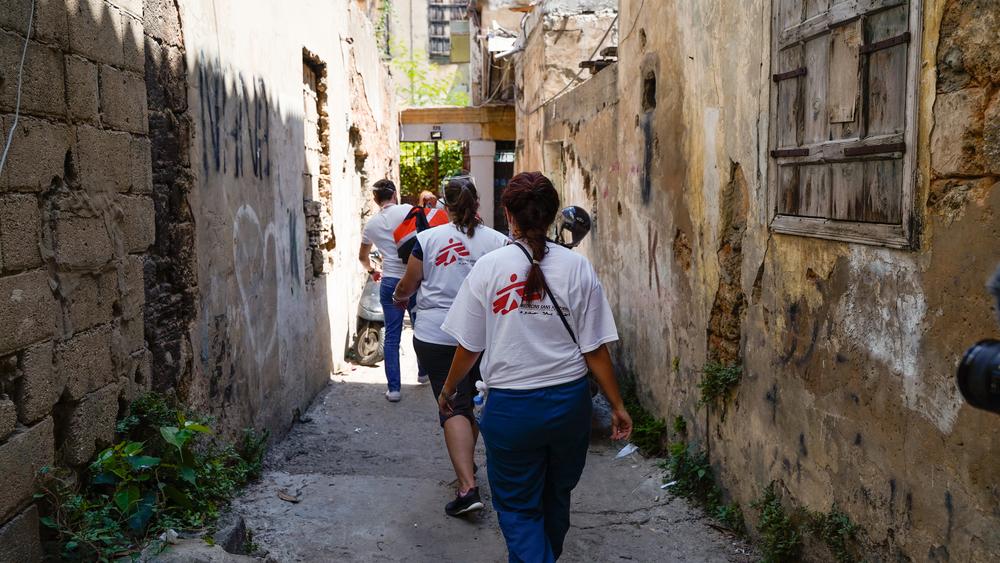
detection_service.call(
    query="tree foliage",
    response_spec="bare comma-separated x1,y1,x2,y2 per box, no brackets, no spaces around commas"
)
399,141,464,197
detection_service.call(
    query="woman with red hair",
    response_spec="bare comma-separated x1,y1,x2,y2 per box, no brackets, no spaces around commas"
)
438,171,633,562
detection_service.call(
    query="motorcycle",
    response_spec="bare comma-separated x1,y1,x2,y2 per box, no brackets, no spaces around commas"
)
351,251,385,366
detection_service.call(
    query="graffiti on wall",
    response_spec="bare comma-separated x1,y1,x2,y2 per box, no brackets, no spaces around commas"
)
198,56,272,180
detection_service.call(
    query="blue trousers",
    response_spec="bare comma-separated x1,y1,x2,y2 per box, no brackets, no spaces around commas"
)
378,277,416,392
479,377,592,563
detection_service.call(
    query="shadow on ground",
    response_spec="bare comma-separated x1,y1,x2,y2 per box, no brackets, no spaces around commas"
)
232,329,755,562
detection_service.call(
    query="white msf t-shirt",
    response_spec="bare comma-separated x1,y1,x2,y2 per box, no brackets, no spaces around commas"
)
413,223,509,346
361,203,413,279
441,241,618,390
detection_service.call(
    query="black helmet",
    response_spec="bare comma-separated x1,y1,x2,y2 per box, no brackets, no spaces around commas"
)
555,206,591,248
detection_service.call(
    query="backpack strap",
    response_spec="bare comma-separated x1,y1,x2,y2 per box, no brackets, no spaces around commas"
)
513,242,578,346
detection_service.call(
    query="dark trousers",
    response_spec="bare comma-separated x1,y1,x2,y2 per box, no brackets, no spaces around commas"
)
479,377,592,563
412,338,481,426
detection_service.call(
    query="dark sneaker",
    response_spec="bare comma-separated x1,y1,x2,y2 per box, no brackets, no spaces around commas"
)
445,487,484,517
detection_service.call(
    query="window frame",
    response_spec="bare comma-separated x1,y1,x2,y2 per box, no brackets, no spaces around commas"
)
766,0,924,250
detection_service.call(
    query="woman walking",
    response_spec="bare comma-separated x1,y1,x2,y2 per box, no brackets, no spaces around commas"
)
392,176,509,516
438,171,633,562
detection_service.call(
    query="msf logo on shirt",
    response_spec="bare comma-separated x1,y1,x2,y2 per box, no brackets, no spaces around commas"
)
435,238,471,267
493,274,541,315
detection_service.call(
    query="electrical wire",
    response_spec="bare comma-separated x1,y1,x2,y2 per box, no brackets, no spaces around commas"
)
620,0,647,43
519,13,619,116
0,0,36,177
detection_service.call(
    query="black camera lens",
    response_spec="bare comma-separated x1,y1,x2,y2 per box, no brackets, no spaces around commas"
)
957,339,1000,414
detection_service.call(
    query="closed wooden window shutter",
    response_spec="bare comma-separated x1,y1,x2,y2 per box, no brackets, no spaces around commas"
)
770,0,914,231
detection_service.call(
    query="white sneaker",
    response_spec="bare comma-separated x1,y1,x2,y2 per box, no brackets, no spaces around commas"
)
385,390,401,402
417,374,430,385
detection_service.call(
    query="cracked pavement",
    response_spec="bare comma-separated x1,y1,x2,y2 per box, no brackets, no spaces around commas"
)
232,329,755,562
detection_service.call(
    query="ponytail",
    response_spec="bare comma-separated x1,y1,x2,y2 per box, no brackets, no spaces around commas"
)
501,172,560,302
443,177,481,238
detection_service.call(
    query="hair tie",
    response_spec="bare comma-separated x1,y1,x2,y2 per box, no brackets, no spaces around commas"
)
532,260,540,265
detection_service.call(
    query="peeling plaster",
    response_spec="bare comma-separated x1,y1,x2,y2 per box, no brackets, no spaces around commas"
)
837,246,961,433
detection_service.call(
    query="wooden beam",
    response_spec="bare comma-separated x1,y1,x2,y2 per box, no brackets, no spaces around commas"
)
400,105,516,141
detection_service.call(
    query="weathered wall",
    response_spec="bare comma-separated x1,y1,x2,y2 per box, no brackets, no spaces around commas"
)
533,0,1000,560
0,0,154,557
175,0,398,439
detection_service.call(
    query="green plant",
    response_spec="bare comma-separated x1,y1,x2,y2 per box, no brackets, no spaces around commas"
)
698,362,742,406
619,376,668,457
390,41,470,108
751,482,803,563
806,508,860,563
672,415,687,436
715,502,747,536
36,393,268,561
399,141,465,197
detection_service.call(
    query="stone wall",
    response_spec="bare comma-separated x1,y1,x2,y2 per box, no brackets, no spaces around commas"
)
529,0,1000,560
0,0,154,558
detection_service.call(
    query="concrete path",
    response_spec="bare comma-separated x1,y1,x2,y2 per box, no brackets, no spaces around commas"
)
232,329,754,562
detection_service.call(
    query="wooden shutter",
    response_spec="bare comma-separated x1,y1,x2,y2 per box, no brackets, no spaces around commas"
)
770,0,914,232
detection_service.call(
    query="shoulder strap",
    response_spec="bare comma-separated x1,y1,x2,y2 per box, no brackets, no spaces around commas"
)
513,243,578,345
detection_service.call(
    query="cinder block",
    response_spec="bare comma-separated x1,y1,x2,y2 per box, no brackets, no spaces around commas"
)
66,55,100,123
0,270,58,356
0,396,15,442
0,416,54,522
58,325,114,401
99,65,147,134
121,12,144,72
68,0,123,66
129,136,153,194
65,272,116,334
119,254,144,314
0,504,43,563
75,125,138,192
0,31,65,116
14,340,60,425
0,117,72,192
116,195,155,253
0,194,41,272
143,0,182,48
0,0,69,46
54,216,113,269
61,383,119,466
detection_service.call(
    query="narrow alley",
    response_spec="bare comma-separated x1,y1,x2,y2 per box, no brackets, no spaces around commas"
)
231,329,753,562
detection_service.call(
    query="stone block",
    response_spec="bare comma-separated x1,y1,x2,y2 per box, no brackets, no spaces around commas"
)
66,55,100,123
61,383,119,466
0,504,43,563
0,0,69,46
111,0,142,18
116,195,155,253
65,272,116,334
0,417,54,522
14,340,60,425
68,0,123,66
984,94,1000,176
58,325,114,400
932,88,985,177
0,32,65,116
121,12,144,72
0,117,72,192
75,125,143,192
0,396,15,442
143,0,183,47
99,65,147,134
0,194,41,272
146,43,187,111
0,270,58,356
54,216,113,269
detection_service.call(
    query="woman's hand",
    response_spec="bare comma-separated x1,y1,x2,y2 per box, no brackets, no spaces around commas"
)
438,388,456,416
610,406,633,441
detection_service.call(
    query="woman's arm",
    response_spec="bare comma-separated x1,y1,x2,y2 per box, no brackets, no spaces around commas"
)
392,255,424,305
438,345,483,414
584,344,633,440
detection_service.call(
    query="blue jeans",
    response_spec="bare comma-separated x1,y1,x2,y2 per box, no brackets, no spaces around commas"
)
378,277,416,392
479,377,592,562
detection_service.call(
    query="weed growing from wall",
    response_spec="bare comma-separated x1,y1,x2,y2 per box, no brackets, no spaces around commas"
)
805,508,860,563
35,393,268,561
620,376,669,457
698,362,742,406
751,482,803,563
